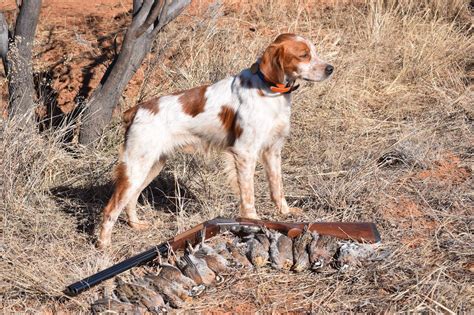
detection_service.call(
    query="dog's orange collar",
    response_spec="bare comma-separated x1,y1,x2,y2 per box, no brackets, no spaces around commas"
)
250,63,299,94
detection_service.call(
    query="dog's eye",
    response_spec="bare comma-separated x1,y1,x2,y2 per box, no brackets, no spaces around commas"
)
299,52,309,58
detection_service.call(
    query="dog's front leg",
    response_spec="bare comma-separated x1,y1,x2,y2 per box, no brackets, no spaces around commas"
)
262,146,304,216
233,152,259,219
262,147,291,215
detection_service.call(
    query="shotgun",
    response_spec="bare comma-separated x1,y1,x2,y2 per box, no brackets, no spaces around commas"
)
65,217,380,296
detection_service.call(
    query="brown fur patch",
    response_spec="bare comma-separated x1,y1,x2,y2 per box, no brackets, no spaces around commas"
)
103,162,129,218
114,162,129,195
123,106,139,129
260,33,310,84
281,40,310,74
218,106,236,131
123,106,139,145
234,123,243,138
218,106,243,146
273,33,298,44
260,43,285,84
178,85,208,117
139,97,160,115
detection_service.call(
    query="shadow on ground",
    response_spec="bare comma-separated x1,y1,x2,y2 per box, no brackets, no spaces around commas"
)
51,172,200,240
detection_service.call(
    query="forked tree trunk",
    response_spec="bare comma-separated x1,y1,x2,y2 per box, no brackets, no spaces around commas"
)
1,0,189,143
79,0,191,145
0,0,42,119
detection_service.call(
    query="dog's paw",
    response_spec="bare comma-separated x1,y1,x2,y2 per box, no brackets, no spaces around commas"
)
128,220,151,231
281,207,304,217
240,212,260,220
289,207,304,215
96,238,111,250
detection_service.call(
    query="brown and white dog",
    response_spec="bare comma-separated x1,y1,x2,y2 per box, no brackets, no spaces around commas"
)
97,33,333,248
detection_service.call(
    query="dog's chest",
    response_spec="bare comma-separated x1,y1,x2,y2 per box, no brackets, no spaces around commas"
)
243,94,292,141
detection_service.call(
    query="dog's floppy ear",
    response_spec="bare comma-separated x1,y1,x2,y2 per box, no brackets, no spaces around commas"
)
260,43,285,85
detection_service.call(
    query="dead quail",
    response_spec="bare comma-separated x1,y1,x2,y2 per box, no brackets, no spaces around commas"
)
292,225,312,272
158,262,198,290
114,278,166,313
308,234,338,272
226,241,252,268
214,242,236,262
254,233,271,251
336,242,377,271
214,241,229,255
308,231,326,269
195,243,232,274
91,297,145,314
266,229,293,270
177,252,217,286
245,236,269,267
144,273,190,308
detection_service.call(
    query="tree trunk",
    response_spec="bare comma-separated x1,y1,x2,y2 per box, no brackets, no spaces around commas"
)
78,26,152,145
79,0,190,145
5,0,42,119
0,13,9,76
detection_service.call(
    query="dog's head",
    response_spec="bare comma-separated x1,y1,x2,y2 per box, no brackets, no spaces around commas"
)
260,33,333,84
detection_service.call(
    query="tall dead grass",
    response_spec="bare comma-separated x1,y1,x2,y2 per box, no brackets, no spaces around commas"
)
1,0,472,312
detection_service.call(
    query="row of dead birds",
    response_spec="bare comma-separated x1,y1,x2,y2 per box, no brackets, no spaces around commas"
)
92,225,377,313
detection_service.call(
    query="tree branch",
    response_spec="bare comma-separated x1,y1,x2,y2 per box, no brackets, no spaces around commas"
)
134,0,165,38
79,0,190,144
132,0,144,15
0,13,9,76
149,0,190,39
128,0,154,32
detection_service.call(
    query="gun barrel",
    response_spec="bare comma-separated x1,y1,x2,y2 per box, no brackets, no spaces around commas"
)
65,244,169,296
65,221,214,296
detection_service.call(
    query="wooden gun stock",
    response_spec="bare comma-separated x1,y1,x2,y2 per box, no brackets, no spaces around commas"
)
65,217,380,296
233,218,381,243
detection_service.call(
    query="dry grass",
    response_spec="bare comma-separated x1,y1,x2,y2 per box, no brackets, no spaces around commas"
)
1,0,473,312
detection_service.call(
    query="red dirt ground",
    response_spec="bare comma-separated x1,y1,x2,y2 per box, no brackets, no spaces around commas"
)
415,153,471,184
383,198,437,248
382,152,471,248
1,0,134,115
0,1,218,120
0,0,215,117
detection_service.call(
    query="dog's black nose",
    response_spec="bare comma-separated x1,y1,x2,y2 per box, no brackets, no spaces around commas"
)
325,64,334,76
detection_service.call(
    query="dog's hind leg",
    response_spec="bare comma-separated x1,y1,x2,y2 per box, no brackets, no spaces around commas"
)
97,158,156,248
126,157,166,230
